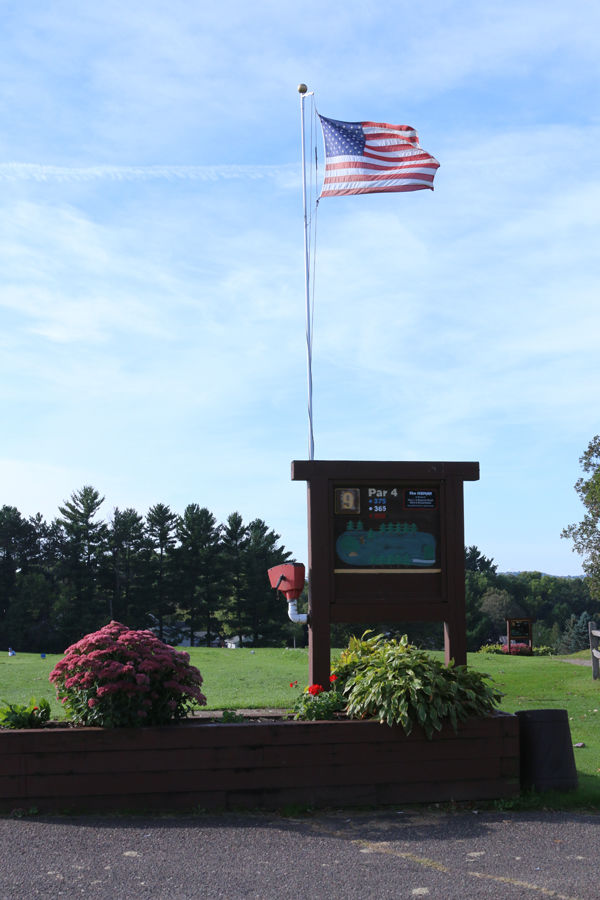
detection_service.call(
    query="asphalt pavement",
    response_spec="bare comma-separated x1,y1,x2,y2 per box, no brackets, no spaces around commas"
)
1,808,599,899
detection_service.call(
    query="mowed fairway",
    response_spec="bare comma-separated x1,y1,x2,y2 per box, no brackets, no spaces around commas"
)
2,647,599,801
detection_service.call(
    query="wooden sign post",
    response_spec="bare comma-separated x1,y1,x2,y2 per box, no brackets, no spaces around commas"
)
506,617,534,655
292,460,479,687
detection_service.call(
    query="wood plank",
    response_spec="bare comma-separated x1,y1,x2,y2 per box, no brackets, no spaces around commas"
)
291,460,480,481
0,713,519,810
6,741,518,789
7,725,516,778
1,774,519,813
0,713,516,755
8,750,511,799
8,745,263,776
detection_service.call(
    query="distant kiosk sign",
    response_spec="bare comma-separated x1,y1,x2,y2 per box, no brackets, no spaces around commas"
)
334,486,440,570
292,460,479,686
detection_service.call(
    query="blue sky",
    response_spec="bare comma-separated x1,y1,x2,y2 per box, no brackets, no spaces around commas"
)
1,0,599,575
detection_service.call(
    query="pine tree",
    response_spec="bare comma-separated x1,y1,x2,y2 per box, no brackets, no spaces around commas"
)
175,505,222,646
244,518,292,645
220,512,249,646
0,506,53,649
559,610,593,654
108,507,148,625
0,506,31,614
146,503,178,640
55,486,109,637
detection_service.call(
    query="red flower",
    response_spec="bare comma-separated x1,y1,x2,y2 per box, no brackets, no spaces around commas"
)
290,680,298,688
329,674,337,682
308,684,323,696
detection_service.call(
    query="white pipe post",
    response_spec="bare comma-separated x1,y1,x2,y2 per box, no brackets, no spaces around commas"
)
287,599,308,626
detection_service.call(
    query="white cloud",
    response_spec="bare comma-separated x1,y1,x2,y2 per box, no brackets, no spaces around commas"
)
0,202,179,342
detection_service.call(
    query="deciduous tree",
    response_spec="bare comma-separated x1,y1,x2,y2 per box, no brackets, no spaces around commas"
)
562,435,600,601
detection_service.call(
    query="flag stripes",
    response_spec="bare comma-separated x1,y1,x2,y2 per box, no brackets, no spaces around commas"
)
318,115,439,197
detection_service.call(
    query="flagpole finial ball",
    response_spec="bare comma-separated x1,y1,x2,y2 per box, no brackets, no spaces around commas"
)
297,83,308,94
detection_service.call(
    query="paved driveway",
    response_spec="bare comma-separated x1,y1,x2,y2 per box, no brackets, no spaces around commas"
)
1,808,599,899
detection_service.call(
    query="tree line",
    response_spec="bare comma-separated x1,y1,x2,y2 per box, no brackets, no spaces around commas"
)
2,454,599,655
463,546,595,653
0,486,298,653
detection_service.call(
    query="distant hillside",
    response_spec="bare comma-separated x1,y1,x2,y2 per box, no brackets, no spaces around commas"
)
500,572,586,579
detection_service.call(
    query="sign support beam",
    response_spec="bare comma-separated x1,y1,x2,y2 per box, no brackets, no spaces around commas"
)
292,460,479,686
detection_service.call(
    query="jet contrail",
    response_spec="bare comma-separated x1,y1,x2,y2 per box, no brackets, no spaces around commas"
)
0,162,297,183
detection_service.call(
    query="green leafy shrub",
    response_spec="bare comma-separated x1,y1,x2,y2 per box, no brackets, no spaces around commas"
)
478,642,553,657
335,633,503,738
49,621,206,727
532,645,553,656
331,630,386,690
292,680,346,720
0,697,51,729
477,643,505,655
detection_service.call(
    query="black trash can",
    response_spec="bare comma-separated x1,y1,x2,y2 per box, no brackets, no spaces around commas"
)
516,709,578,792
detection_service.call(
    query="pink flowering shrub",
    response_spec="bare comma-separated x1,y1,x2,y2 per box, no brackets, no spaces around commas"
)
502,642,531,655
49,621,206,727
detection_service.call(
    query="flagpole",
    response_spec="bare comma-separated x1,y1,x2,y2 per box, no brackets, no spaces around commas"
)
298,83,314,461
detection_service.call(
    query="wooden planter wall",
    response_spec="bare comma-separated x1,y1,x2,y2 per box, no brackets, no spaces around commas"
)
0,713,519,813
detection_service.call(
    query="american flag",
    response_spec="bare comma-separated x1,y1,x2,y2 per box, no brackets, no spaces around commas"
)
318,115,439,197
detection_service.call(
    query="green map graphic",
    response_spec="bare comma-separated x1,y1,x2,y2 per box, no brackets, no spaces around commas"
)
336,522,436,567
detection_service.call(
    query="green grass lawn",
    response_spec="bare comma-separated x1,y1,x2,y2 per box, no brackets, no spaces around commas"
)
0,653,63,715
187,646,318,709
468,653,600,807
0,647,320,717
2,647,599,808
